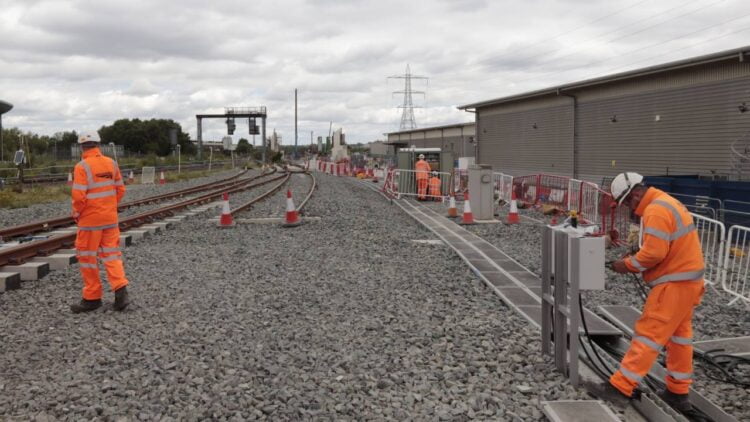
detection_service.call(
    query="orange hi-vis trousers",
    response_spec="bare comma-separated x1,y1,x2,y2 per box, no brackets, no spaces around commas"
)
75,227,128,300
417,178,429,199
610,281,704,396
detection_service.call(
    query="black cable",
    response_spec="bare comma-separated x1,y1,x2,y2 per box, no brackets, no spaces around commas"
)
697,349,750,387
579,293,617,377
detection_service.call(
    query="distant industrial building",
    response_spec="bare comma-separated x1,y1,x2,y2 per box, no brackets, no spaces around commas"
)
366,140,388,157
459,46,750,183
385,122,475,158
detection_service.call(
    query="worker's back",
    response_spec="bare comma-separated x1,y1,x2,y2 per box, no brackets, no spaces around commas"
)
637,188,704,286
72,148,125,229
415,159,430,179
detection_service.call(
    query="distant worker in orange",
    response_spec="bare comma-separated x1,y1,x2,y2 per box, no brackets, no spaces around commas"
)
588,172,704,413
415,153,431,200
428,171,442,200
70,132,130,313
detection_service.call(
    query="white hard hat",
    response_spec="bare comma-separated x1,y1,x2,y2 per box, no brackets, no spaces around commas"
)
418,154,425,159
611,172,644,205
78,132,101,144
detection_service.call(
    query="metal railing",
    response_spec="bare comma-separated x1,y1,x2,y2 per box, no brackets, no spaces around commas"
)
692,213,726,287
722,225,750,305
493,172,513,203
384,169,452,200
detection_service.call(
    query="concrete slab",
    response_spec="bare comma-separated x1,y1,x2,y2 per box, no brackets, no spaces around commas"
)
152,221,173,231
694,336,750,356
597,305,640,336
30,254,77,270
519,305,622,336
1,262,50,281
468,259,498,273
481,271,518,287
139,224,161,234
542,400,621,422
120,234,132,247
125,230,149,241
498,287,541,306
508,270,542,287
0,272,21,292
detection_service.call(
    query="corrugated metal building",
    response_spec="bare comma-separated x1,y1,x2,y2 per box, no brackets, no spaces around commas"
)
385,122,476,158
459,46,750,184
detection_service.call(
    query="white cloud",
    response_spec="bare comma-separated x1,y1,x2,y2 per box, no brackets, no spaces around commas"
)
0,0,749,143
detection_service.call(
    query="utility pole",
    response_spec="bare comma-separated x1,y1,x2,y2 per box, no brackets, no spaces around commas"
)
294,88,298,159
388,64,428,131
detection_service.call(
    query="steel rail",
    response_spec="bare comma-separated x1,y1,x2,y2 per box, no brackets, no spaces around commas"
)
296,171,317,212
0,169,273,240
230,172,292,215
0,171,289,267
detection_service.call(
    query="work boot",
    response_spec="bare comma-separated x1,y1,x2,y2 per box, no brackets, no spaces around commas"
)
70,299,102,314
584,381,638,408
113,286,130,311
659,389,693,413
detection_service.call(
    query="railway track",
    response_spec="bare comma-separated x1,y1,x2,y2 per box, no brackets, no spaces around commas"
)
227,165,316,217
0,169,254,240
0,168,289,268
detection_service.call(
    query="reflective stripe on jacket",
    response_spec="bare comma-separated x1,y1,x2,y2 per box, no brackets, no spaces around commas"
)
415,160,431,180
625,188,704,287
72,147,126,229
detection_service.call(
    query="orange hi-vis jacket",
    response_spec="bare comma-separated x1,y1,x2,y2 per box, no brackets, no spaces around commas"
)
625,188,704,286
71,147,126,229
428,176,442,196
415,159,431,180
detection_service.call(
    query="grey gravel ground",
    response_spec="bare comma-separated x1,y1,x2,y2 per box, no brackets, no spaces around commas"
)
0,172,597,421
0,169,243,228
423,199,749,420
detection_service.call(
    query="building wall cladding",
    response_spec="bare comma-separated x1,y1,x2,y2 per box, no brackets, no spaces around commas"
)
476,58,750,183
387,124,476,157
478,101,573,176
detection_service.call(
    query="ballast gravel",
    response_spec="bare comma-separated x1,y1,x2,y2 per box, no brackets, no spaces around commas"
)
0,172,594,421
423,199,749,420
0,169,244,229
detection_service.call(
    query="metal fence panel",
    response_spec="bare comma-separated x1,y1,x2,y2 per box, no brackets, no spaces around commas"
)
722,225,750,304
385,169,452,200
692,213,726,287
493,172,513,203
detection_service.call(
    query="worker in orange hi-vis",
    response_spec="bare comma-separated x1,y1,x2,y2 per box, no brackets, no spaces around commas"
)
415,154,431,200
428,171,442,200
70,132,130,313
585,172,705,414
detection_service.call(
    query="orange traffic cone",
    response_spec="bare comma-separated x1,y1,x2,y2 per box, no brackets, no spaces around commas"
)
128,170,135,184
447,194,458,218
159,171,166,185
507,191,521,224
283,189,302,227
218,192,234,227
66,172,73,186
458,192,475,225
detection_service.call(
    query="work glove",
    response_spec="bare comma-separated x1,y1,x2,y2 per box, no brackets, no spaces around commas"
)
610,259,630,274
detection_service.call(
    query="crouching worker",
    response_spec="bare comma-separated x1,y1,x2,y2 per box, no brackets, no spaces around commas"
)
428,171,442,200
70,132,131,313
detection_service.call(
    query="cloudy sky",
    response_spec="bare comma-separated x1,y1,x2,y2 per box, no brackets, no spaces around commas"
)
2,0,749,145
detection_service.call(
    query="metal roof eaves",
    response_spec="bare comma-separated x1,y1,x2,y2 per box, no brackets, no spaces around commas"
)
458,46,750,110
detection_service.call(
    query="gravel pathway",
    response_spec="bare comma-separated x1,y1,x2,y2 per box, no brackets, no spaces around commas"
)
0,169,244,229
423,199,749,420
0,172,594,421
